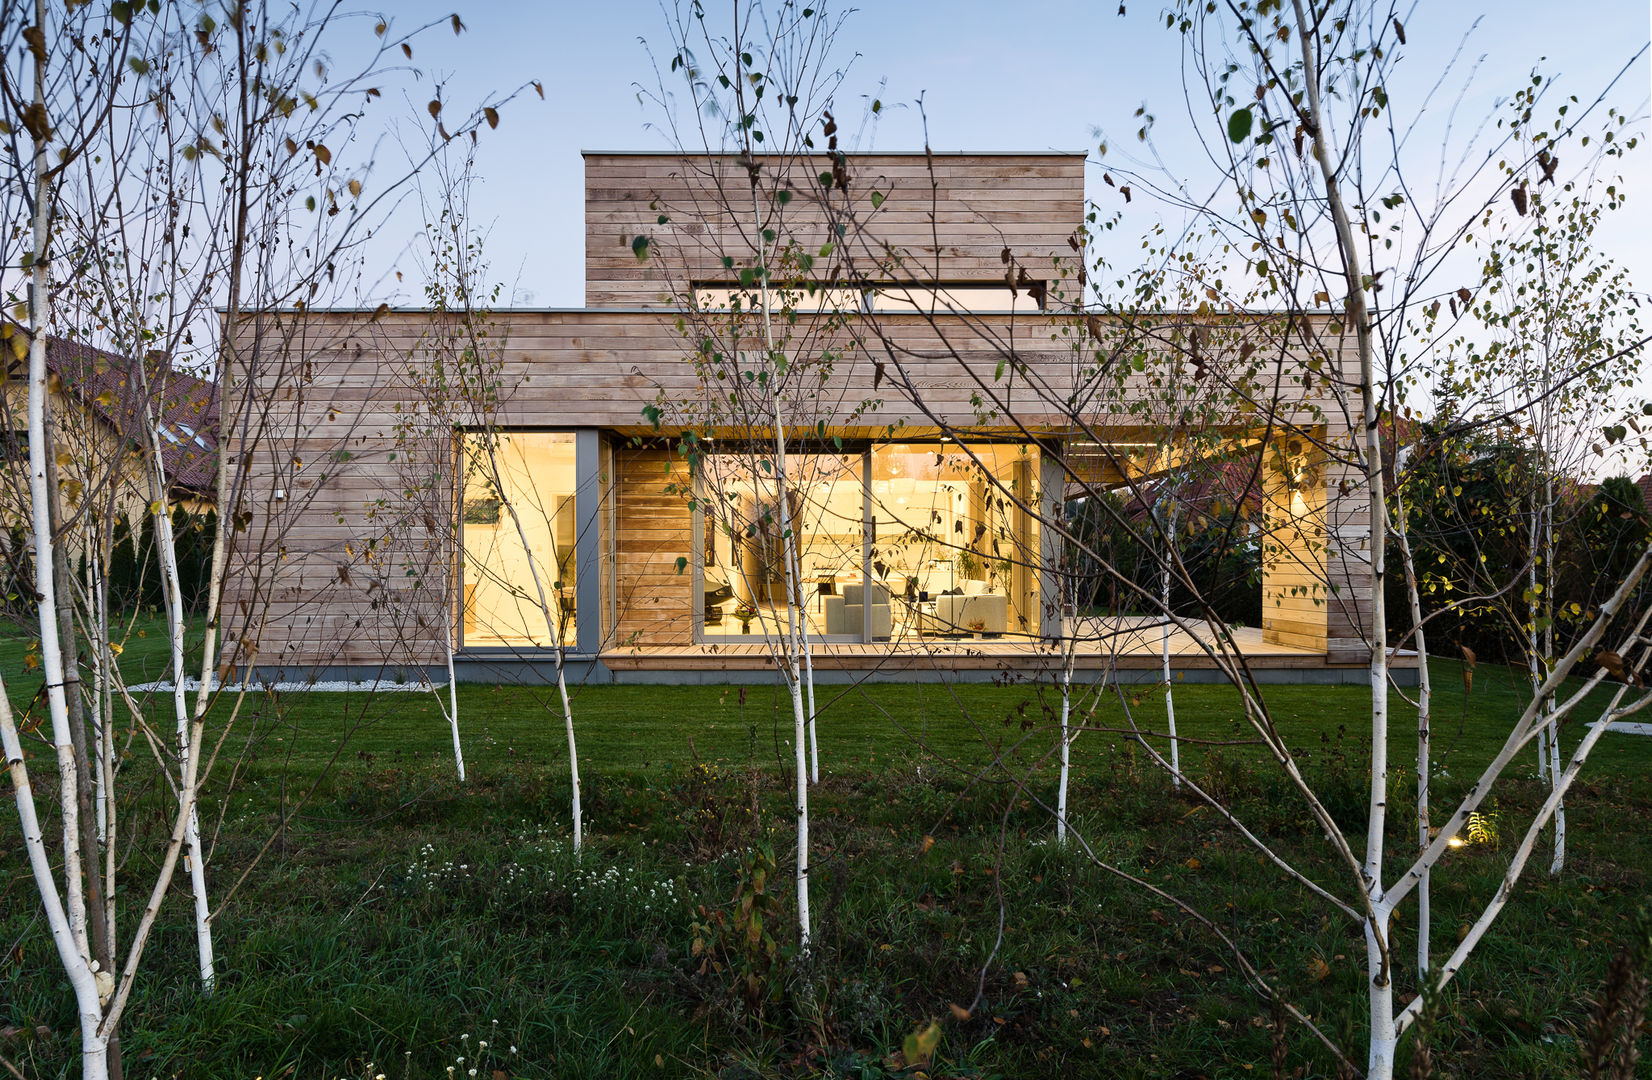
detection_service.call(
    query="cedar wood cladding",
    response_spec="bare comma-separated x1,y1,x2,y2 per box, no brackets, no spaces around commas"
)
221,151,1372,673
583,151,1087,308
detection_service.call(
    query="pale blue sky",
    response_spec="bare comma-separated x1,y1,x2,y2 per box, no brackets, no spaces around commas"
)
353,0,1651,307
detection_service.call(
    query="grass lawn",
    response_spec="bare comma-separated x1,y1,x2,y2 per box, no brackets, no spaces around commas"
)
1,622,1649,1078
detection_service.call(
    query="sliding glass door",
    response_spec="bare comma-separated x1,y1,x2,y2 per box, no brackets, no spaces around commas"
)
695,442,1040,643
698,450,864,640
870,442,1040,640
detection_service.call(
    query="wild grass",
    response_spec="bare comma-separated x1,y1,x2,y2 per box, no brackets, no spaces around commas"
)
0,632,1648,1077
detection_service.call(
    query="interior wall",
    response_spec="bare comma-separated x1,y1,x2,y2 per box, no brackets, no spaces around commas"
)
1260,436,1329,652
460,433,578,648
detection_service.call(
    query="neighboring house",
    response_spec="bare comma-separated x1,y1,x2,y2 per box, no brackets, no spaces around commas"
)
0,328,219,528
224,152,1377,685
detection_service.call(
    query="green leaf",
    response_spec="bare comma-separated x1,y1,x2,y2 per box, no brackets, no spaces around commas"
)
1227,107,1253,143
674,556,689,575
870,191,884,209
632,235,651,260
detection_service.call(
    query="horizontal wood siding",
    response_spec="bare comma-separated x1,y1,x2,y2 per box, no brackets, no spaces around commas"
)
584,152,1086,308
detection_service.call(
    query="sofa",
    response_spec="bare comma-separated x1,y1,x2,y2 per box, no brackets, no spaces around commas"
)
932,583,1008,635
823,583,892,638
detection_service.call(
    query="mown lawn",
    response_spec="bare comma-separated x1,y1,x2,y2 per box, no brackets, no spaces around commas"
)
1,628,1649,1078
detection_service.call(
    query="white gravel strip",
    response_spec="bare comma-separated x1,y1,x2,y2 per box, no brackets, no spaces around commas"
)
124,678,444,694
1588,720,1652,736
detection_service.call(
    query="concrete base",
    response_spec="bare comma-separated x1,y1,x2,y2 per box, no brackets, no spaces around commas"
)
247,656,1410,688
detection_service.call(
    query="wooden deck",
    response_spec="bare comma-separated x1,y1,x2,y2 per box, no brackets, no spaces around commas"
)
599,619,1402,685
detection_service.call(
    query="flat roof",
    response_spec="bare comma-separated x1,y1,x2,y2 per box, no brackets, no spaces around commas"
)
580,149,1089,157
219,305,1338,317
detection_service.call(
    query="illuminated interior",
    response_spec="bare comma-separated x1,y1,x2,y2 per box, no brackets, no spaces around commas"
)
700,452,864,640
869,443,1039,639
699,442,1039,641
460,432,578,649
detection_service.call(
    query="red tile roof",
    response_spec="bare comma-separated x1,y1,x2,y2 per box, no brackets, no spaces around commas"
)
29,335,219,498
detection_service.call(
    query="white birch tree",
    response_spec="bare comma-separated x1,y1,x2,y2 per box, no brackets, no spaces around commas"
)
792,1,1650,1072
0,3,527,1072
639,0,871,949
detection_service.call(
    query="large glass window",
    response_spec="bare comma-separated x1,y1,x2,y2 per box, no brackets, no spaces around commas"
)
460,432,578,649
870,443,1040,640
695,442,1040,642
699,450,864,640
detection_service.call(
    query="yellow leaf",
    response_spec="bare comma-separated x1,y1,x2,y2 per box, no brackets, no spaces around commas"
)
348,178,362,197
902,1021,942,1068
148,500,164,516
108,642,123,656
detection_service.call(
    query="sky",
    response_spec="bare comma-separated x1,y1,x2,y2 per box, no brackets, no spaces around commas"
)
345,0,1652,308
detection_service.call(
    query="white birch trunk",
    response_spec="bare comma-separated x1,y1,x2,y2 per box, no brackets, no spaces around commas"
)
804,640,818,784
748,170,811,948
1056,655,1072,844
1162,499,1180,787
1528,506,1548,783
498,492,581,852
1542,477,1564,873
765,306,812,951
147,476,217,992
1392,488,1432,975
16,7,108,1068
88,549,108,845
1,679,110,1080
1292,2,1395,1072
446,634,465,783
435,537,464,782
24,91,90,982
98,561,117,952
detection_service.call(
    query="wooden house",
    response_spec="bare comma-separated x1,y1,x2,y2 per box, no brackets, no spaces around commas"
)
222,152,1380,685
